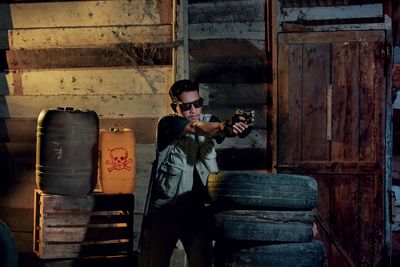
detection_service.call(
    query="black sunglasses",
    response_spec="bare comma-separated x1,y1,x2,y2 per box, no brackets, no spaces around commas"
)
178,97,203,111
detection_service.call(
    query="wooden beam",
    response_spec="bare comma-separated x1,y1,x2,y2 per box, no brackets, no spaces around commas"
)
5,66,172,96
6,46,173,69
0,0,172,29
9,25,172,49
173,0,188,80
0,94,170,118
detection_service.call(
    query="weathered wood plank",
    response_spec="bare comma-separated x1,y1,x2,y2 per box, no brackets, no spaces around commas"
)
314,175,331,263
0,94,170,118
39,242,131,259
190,58,271,83
279,0,381,8
199,83,268,106
331,175,359,266
6,67,172,96
360,41,380,161
9,25,172,49
288,44,302,161
282,19,390,32
331,42,360,161
281,4,383,22
6,47,172,69
302,43,329,161
277,38,289,165
189,22,265,40
359,175,376,266
42,213,131,227
188,0,264,23
40,192,134,212
2,0,172,29
280,161,380,175
100,118,158,144
279,30,384,44
0,117,158,143
42,227,130,242
190,39,265,59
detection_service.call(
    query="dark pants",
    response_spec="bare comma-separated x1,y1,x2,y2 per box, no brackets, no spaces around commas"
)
140,202,213,267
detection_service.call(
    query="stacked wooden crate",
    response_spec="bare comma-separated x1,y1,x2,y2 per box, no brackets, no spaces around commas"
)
33,189,134,266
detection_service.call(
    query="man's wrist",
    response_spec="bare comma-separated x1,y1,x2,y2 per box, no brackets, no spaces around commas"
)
219,122,225,133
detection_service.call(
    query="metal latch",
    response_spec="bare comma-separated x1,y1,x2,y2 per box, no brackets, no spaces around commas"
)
390,190,396,224
379,44,391,59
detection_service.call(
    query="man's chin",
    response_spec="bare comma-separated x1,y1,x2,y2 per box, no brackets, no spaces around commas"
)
187,116,200,121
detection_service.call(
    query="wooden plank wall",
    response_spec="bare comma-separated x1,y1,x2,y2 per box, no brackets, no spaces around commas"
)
0,0,173,253
188,0,271,170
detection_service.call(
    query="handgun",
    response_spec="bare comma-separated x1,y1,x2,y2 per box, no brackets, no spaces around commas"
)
232,109,255,126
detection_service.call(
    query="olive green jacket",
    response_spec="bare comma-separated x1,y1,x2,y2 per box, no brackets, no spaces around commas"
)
152,114,218,208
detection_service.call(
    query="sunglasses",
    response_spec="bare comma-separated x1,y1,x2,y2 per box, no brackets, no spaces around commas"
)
177,97,204,111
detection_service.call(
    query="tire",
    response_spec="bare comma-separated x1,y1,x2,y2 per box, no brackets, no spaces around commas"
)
207,172,317,210
0,220,18,267
214,240,326,267
213,210,314,242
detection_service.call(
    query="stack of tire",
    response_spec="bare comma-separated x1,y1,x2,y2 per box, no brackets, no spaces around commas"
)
207,171,326,267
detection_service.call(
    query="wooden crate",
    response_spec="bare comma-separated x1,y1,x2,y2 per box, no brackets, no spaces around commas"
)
33,189,134,260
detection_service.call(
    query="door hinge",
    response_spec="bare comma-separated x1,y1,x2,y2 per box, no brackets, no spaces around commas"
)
378,44,391,59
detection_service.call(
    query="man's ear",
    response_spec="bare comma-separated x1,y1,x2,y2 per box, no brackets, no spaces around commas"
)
171,103,177,113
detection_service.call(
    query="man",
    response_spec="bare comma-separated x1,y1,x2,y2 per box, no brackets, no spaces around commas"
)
140,79,250,267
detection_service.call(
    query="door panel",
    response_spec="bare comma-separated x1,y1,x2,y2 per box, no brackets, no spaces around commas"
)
277,31,386,267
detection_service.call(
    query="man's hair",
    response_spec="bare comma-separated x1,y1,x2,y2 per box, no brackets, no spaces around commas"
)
169,79,199,103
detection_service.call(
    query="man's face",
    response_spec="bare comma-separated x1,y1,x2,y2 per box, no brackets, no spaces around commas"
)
177,90,202,122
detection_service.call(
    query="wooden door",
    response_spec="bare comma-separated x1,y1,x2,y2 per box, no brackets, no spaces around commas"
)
277,31,388,267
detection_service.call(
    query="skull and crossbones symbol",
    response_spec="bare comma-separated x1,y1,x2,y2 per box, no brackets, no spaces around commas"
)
106,147,132,172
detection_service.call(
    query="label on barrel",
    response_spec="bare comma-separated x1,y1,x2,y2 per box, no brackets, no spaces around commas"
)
105,147,133,172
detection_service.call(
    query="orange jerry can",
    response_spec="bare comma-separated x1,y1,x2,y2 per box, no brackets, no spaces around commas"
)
99,128,136,194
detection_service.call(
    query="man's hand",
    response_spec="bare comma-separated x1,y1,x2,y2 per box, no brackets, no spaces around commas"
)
225,109,254,138
222,121,248,137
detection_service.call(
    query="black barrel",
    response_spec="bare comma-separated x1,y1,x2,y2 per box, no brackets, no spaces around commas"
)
36,107,99,195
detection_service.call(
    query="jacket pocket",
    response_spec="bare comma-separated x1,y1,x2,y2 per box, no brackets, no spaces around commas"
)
156,163,183,198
